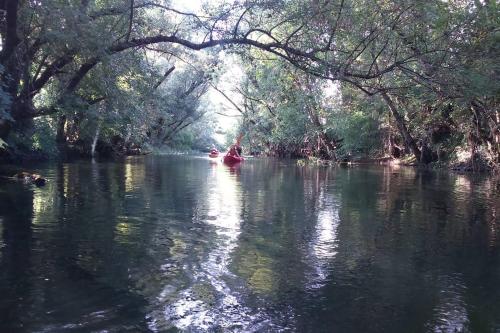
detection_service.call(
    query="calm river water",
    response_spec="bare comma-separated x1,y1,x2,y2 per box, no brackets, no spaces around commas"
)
0,155,499,332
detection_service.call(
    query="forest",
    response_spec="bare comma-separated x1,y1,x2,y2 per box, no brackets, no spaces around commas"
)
1,2,500,331
0,0,498,171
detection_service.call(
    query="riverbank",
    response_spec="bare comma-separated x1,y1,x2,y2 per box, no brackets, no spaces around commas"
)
1,145,497,176
297,154,498,174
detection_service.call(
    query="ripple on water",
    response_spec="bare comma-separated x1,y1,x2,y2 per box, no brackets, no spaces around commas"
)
1,159,499,332
425,274,469,333
146,162,295,332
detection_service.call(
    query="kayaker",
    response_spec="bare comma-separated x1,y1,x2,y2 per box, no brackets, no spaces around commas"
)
223,143,244,165
227,144,240,157
235,133,243,156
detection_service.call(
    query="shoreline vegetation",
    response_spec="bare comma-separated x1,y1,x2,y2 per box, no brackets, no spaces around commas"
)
0,149,497,191
0,1,498,174
0,146,496,176
298,153,496,174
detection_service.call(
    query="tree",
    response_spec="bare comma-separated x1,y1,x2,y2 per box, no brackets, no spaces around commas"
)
0,0,497,167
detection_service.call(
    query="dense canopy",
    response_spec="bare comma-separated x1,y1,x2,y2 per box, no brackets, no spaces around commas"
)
0,0,498,170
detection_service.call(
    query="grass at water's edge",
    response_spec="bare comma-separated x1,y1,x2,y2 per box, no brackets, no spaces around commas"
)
296,155,498,175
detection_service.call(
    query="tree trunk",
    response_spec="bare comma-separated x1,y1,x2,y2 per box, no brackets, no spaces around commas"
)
56,115,67,156
0,120,11,140
419,134,435,164
471,100,499,169
381,92,422,162
91,123,101,157
319,132,338,161
307,105,338,161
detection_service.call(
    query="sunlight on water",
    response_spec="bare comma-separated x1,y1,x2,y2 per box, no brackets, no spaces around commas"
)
306,189,340,290
114,216,143,245
1,157,499,333
32,186,55,225
124,158,146,193
301,169,340,290
114,221,133,240
427,274,469,333
149,162,267,331
454,174,472,193
63,164,70,198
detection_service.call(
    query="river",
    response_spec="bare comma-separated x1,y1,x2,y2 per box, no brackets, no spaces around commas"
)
0,155,499,332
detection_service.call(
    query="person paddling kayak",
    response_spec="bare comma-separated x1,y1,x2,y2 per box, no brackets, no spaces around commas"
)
224,134,244,165
224,145,244,164
234,133,243,156
227,145,240,157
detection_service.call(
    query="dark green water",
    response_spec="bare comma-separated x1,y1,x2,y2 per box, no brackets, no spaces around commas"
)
0,155,499,332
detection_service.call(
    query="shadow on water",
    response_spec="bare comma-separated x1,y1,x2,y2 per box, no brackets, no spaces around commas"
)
0,161,150,332
0,156,499,332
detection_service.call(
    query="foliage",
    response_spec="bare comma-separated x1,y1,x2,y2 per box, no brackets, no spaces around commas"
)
168,113,220,151
231,59,342,158
31,117,59,157
0,138,7,150
0,0,497,169
0,65,12,121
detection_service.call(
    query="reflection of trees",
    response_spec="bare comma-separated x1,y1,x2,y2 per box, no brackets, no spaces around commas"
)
425,274,468,333
148,160,272,331
232,162,499,332
235,161,307,288
329,167,500,332
301,167,340,291
1,158,498,332
0,160,157,331
0,180,34,331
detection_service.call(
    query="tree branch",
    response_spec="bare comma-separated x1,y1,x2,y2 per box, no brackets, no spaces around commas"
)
125,0,134,41
153,66,175,90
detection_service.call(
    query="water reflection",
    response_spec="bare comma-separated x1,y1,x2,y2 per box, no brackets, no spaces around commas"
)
149,162,259,331
0,158,499,332
124,157,146,193
0,218,4,263
303,168,340,290
427,274,468,333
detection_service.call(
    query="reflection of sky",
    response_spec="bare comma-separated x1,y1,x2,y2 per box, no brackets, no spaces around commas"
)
149,162,265,331
427,274,469,333
304,181,340,290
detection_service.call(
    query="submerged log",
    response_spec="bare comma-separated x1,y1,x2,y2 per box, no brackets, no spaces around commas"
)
14,172,46,186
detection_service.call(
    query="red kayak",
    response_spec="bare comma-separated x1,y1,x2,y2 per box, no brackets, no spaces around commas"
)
223,155,244,165
208,149,219,158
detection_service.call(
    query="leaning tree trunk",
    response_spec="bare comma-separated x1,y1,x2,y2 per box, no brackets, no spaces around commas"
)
55,115,67,156
307,106,338,161
471,100,500,171
319,132,338,162
90,122,101,157
381,92,422,163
